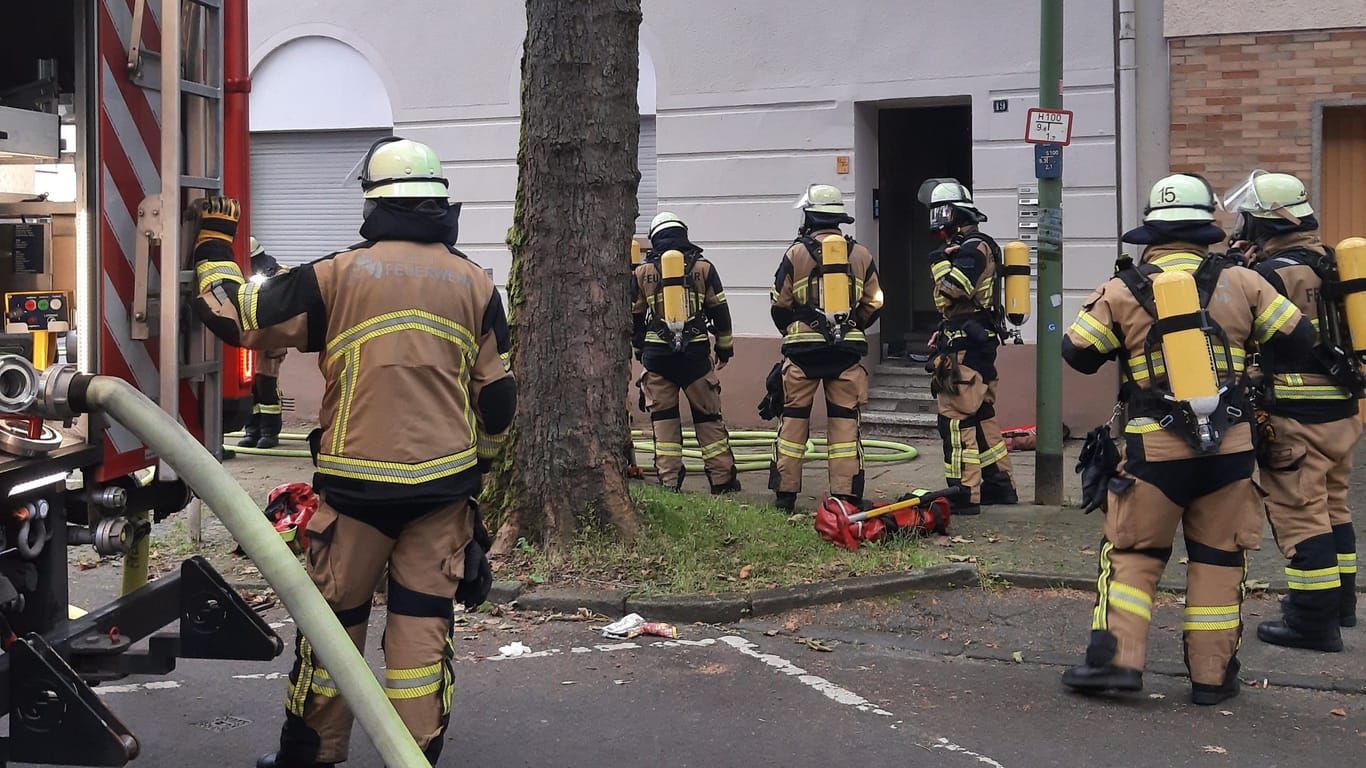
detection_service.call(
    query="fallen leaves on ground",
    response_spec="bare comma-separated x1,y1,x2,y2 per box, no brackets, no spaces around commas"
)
932,537,955,548
782,618,801,633
1201,745,1228,754
1219,710,1233,716
1331,708,1347,717
739,565,753,580
949,536,975,544
796,637,833,652
1011,651,1024,663
946,554,977,563
1244,579,1272,591
1148,693,1166,699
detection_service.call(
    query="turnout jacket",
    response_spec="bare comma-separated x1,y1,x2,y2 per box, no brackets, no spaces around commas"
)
1251,231,1358,423
1062,242,1313,461
931,225,1000,319
195,236,515,514
631,249,733,385
770,229,883,376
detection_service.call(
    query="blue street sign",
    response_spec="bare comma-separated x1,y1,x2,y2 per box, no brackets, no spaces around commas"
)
1035,143,1062,180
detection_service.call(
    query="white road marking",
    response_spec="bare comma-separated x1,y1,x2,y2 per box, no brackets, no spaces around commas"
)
93,680,181,696
718,635,1008,768
233,672,288,680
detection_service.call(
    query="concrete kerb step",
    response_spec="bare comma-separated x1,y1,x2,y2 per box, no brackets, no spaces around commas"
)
495,563,980,624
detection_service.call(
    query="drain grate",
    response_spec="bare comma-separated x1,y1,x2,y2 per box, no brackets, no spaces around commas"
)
195,715,253,733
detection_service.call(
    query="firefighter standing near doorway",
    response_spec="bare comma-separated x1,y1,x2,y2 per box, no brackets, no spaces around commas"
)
769,185,883,512
237,236,289,450
632,212,740,494
1059,173,1315,705
919,179,1018,514
1226,170,1363,651
191,136,515,767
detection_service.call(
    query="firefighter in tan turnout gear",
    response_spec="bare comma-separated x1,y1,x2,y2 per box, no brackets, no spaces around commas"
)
631,212,741,493
769,185,883,512
920,179,1018,514
192,137,516,768
1060,173,1315,705
237,236,289,449
1226,170,1364,651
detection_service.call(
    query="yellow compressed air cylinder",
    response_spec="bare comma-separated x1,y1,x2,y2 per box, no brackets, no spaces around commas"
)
630,239,642,267
821,235,851,316
1004,241,1031,326
1335,237,1366,356
661,249,688,325
1151,270,1218,402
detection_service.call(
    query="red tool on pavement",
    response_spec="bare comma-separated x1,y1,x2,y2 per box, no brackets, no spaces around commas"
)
814,488,956,551
263,482,319,555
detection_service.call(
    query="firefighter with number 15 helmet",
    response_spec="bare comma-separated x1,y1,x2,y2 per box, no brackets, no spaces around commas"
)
768,185,883,512
191,136,516,768
1227,170,1363,651
1060,173,1315,705
919,178,1018,514
631,212,741,494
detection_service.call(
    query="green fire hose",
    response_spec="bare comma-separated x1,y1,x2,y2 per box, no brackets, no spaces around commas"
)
84,378,429,767
225,430,921,472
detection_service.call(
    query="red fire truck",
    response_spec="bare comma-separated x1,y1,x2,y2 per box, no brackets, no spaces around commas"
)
0,1,281,764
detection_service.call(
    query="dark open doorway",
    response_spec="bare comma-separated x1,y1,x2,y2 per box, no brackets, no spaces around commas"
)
877,104,972,357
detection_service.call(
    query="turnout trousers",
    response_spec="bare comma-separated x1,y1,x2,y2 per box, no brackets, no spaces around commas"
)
277,499,474,765
769,359,867,500
935,364,1015,504
1260,414,1362,630
642,369,736,489
1088,441,1262,690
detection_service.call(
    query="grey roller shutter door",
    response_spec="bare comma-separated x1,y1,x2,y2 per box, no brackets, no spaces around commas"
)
636,116,657,236
249,129,392,267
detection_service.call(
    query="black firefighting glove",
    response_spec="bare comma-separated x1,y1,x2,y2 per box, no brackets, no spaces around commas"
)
715,343,733,364
1075,424,1120,514
456,501,494,610
194,196,240,263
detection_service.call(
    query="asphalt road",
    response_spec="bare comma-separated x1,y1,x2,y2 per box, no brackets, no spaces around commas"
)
15,600,1363,768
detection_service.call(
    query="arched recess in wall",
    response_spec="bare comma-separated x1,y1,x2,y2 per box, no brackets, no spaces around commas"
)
248,36,395,265
637,45,659,236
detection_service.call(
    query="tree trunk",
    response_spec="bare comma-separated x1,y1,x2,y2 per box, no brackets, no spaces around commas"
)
485,0,642,555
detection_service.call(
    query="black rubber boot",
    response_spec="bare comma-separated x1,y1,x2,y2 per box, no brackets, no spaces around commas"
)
1191,657,1241,706
1062,629,1143,693
1256,619,1343,652
256,753,336,768
774,492,797,512
257,413,283,449
238,413,261,448
710,470,742,495
978,471,1018,505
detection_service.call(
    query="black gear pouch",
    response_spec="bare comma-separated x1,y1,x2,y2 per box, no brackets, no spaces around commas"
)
455,500,494,609
1076,424,1121,514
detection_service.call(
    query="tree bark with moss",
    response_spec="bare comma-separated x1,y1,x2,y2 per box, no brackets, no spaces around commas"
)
484,0,643,555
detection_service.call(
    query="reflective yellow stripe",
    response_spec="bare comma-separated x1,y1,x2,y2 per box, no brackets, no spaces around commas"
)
931,262,952,280
783,331,868,345
1339,553,1358,575
978,440,1008,468
1125,417,1165,434
331,348,360,454
1109,582,1153,621
237,282,260,331
288,638,317,716
1273,384,1352,400
384,664,444,700
947,419,963,479
654,441,684,457
1183,604,1241,631
827,441,859,460
255,403,283,415
777,438,806,459
316,449,479,485
499,351,512,372
1151,253,1204,271
1285,565,1342,591
699,439,730,460
793,277,810,303
477,431,506,460
961,446,981,465
713,291,727,304
195,260,245,293
1254,295,1297,342
1127,346,1245,382
1070,311,1121,354
1093,542,1115,630
946,266,973,292
326,310,478,367
715,335,734,350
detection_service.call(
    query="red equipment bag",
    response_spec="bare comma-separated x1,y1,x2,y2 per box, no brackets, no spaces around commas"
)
1001,424,1037,452
263,482,319,554
814,490,953,551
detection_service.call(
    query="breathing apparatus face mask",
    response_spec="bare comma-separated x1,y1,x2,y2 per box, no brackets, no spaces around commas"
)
930,204,956,232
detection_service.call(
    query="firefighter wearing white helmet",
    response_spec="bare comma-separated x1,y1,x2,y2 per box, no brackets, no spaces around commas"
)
1226,170,1364,650
1059,172,1316,705
191,135,513,768
767,185,884,512
630,212,741,494
917,178,1017,514
235,236,289,450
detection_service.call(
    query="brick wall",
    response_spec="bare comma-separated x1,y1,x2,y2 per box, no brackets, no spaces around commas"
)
1169,27,1366,197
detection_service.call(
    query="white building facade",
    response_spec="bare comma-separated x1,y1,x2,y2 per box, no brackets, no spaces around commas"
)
248,0,1143,431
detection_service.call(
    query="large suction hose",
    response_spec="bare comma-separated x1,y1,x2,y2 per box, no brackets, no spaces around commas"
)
3,363,428,768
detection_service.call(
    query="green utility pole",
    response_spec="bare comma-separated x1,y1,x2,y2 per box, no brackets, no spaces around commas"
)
1034,0,1064,505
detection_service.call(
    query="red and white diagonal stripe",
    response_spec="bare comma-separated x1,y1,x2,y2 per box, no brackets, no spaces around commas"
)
98,0,203,481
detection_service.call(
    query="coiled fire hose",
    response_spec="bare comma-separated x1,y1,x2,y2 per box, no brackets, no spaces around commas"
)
227,430,920,471
0,360,429,768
